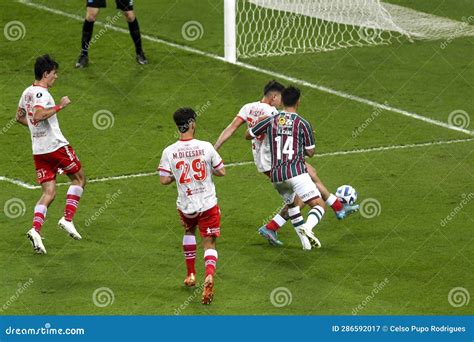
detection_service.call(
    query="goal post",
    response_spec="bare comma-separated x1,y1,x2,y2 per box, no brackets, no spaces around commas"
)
224,0,407,62
224,0,474,62
224,0,237,64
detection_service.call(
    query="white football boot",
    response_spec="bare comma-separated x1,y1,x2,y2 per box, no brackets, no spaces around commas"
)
26,228,47,254
294,226,312,251
58,217,82,240
298,224,321,249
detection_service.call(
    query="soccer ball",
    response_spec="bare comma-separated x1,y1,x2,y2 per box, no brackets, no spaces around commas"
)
336,185,358,205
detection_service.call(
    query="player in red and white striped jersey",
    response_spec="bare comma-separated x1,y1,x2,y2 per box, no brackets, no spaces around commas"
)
159,108,225,305
16,55,86,254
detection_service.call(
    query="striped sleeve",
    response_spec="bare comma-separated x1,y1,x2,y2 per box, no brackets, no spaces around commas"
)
249,115,273,138
301,120,315,150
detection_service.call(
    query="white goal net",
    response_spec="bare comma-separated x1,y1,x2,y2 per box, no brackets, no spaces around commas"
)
233,0,474,59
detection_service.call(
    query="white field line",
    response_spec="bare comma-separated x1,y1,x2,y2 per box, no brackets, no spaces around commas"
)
18,0,474,136
2,138,473,190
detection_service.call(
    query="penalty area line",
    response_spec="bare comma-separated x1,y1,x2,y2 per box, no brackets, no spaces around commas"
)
17,0,474,137
2,138,473,190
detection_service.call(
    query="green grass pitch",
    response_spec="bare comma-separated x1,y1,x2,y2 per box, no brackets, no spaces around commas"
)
0,0,472,315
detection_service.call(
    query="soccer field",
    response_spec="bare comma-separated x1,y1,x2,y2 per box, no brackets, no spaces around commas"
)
0,0,473,316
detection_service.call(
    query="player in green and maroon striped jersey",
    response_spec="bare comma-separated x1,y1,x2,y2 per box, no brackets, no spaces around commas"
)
248,86,358,250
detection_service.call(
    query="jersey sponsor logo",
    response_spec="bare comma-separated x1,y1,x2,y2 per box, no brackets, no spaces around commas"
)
185,186,207,197
300,189,317,202
36,169,46,180
206,227,220,235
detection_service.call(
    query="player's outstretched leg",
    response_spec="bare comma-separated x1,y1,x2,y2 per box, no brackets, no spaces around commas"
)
305,163,358,219
123,11,148,65
183,233,197,287
258,207,285,246
202,245,218,305
76,7,99,68
58,169,86,240
258,196,305,246
258,214,286,246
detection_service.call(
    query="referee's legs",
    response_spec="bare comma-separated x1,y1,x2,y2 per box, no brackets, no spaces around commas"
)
123,11,148,64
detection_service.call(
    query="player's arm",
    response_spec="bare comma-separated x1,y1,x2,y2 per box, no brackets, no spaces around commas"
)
213,166,226,177
15,108,28,126
214,116,245,151
302,121,316,157
211,146,225,177
305,148,315,157
158,152,175,185
33,96,71,122
159,168,175,185
246,115,272,140
159,174,175,185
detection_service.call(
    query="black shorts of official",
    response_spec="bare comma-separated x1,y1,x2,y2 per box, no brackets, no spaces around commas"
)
86,0,134,11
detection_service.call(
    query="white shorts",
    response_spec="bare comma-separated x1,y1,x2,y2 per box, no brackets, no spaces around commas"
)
273,173,321,204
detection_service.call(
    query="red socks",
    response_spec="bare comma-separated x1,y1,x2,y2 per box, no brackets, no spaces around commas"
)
326,194,343,212
266,214,287,232
204,249,218,277
183,235,197,275
32,204,47,233
64,185,83,222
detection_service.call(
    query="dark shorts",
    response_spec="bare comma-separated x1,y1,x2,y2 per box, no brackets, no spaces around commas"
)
86,0,134,11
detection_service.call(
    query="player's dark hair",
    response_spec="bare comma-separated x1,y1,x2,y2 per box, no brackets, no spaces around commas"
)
263,80,285,96
173,107,197,133
282,86,301,107
34,55,59,80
